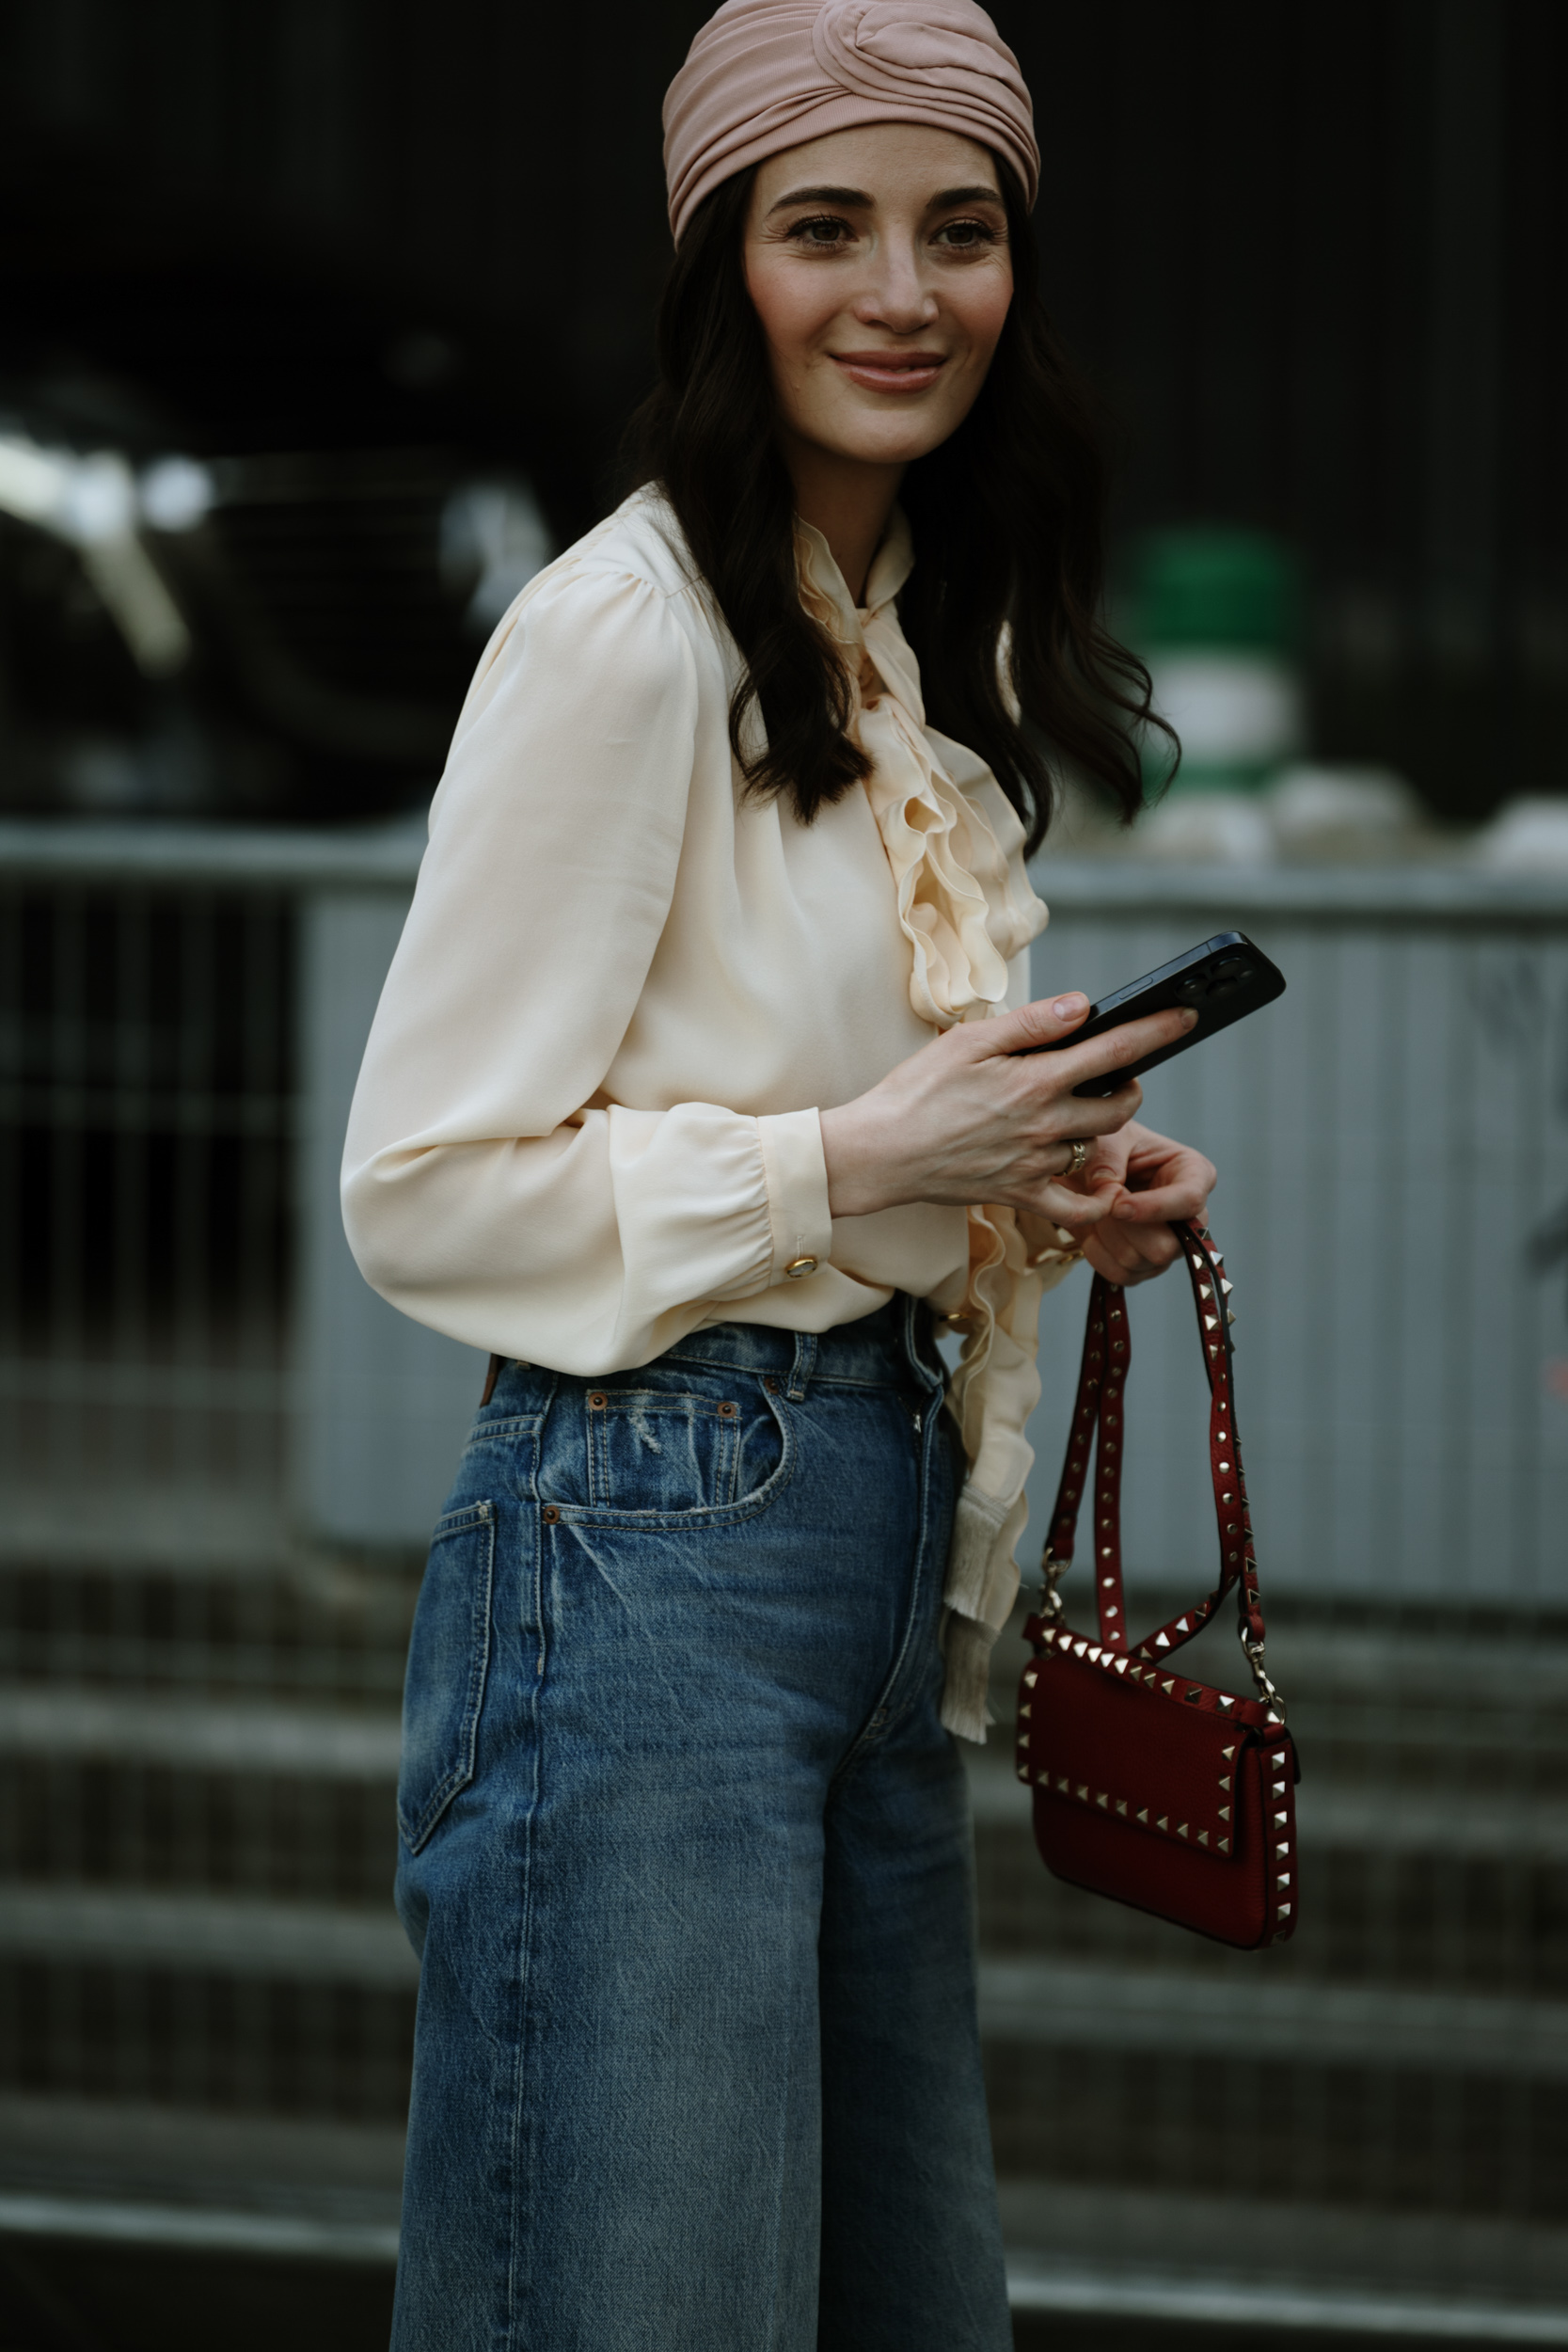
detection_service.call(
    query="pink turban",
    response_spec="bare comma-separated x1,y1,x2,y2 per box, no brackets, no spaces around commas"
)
663,0,1038,246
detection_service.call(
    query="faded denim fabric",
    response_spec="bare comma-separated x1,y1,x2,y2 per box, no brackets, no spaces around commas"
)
390,1295,1010,2352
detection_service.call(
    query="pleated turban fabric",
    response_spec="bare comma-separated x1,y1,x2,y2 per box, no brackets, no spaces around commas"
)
662,0,1039,246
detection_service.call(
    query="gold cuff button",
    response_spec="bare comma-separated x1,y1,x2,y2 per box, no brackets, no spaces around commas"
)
784,1256,818,1280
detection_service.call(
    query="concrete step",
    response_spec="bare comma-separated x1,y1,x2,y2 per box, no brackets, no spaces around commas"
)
0,1882,416,1985
979,1957,1561,2080
999,2178,1568,2334
0,1682,401,1777
0,2089,402,2262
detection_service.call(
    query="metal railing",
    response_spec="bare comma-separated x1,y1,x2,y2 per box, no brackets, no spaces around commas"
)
1,818,1566,2328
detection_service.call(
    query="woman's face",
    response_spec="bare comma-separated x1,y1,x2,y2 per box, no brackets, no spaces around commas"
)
743,122,1014,474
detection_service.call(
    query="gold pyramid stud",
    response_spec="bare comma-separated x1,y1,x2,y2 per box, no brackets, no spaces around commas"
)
1096,1791,1109,1808
1222,1745,1236,1760
1161,1677,1176,1693
1277,1874,1291,1889
1116,1800,1127,1816
1056,1776,1069,1792
1076,1785,1088,1801
1019,1704,1031,1719
1219,1696,1235,1710
1177,1822,1189,1837
1274,1810,1288,1827
1218,1774,1231,1791
1137,1808,1148,1824
1197,1831,1210,1847
1218,1836,1230,1853
1275,1843,1289,1860
1218,1805,1230,1822
1073,1640,1088,1657
1155,1632,1171,1649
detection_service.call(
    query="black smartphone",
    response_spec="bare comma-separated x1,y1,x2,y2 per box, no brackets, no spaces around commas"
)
1031,931,1287,1098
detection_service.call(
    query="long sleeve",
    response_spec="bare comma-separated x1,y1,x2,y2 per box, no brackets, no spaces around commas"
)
341,559,833,1373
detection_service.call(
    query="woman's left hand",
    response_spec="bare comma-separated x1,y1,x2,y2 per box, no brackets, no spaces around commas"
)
1055,1120,1217,1286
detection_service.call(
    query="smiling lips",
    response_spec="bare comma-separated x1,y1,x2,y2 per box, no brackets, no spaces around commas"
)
832,350,947,394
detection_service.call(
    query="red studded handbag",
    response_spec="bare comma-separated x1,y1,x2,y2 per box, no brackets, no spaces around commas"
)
1017,1220,1299,1949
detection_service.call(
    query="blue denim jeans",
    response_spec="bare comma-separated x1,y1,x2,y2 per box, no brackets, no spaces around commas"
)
390,1296,1009,2352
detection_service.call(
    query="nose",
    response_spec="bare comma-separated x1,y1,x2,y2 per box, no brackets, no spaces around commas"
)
851,232,938,336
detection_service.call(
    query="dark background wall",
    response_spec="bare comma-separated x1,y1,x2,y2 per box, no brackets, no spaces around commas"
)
0,0,1562,822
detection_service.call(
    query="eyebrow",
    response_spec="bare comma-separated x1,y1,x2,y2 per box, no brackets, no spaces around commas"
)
765,181,1004,215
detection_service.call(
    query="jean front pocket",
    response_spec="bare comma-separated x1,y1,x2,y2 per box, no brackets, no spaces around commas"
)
398,1499,496,1853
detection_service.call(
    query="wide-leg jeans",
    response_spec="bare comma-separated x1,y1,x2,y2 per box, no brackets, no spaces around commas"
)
389,1295,1011,2351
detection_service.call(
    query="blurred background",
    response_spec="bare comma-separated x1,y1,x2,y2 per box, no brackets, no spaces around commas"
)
0,2,1565,2346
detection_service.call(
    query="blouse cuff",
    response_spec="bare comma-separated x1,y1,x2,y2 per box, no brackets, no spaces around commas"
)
757,1109,834,1286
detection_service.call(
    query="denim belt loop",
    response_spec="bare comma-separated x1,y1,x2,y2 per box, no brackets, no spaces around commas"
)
785,1331,817,1401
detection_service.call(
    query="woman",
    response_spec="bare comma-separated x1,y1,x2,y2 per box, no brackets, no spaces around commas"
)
345,4,1213,2344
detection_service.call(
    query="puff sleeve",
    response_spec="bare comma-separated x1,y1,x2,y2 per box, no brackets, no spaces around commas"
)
341,564,833,1372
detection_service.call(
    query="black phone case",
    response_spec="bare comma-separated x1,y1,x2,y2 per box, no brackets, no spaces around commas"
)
1033,931,1286,1098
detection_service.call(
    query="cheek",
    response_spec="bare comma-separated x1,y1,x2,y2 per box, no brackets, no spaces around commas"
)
744,255,838,379
951,267,1014,368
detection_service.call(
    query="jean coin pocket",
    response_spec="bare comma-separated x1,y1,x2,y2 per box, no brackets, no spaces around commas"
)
586,1389,750,1511
398,1499,496,1853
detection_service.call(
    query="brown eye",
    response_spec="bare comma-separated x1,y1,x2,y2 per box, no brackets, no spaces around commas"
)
936,216,1000,250
789,215,851,247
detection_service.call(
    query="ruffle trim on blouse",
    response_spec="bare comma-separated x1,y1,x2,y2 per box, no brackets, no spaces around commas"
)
795,518,1044,1032
794,516,1074,1740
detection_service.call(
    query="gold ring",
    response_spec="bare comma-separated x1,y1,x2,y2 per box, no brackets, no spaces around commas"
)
1065,1138,1090,1176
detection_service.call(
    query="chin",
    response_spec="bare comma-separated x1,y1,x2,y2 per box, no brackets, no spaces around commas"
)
823,413,965,468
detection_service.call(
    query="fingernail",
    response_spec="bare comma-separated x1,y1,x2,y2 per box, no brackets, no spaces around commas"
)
1180,1008,1198,1027
1053,993,1088,1022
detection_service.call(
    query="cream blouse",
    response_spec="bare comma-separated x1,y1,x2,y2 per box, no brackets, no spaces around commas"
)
342,487,1081,1738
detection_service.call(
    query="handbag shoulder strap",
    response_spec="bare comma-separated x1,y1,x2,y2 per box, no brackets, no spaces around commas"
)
1039,1221,1284,1719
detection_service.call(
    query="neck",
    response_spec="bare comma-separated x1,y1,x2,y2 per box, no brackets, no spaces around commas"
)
779,432,903,608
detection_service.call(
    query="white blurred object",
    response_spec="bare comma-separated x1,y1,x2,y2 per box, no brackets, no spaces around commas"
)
1137,790,1277,865
440,480,553,633
1267,764,1422,860
1148,651,1302,770
1473,795,1568,872
0,431,192,675
139,455,214,533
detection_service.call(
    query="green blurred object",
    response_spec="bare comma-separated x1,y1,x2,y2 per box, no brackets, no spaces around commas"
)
1132,529,1304,799
1135,528,1300,653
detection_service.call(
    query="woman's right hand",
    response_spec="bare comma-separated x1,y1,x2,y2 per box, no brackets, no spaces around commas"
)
817,993,1196,1226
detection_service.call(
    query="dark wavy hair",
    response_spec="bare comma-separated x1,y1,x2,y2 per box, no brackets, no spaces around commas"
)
626,161,1164,854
